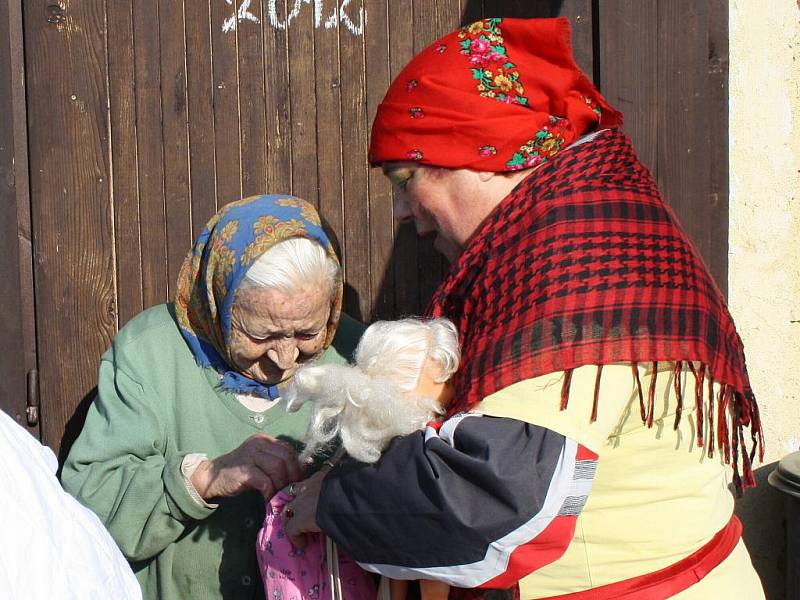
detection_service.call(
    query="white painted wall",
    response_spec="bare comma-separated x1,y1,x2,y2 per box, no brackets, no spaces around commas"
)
729,1,800,597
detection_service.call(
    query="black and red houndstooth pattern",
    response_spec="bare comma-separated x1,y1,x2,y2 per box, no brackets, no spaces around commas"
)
428,128,763,494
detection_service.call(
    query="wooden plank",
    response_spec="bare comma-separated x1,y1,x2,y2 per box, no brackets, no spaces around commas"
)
560,0,593,79
389,0,419,316
412,0,445,310
0,0,37,434
158,0,192,298
411,1,438,61
23,0,116,453
211,0,243,206
657,1,720,283
185,2,218,236
263,0,292,195
436,0,462,34
479,0,565,18
314,1,345,301
460,0,484,25
598,0,658,171
432,0,463,290
364,0,394,320
339,2,371,321
107,3,142,326
132,2,168,307
706,0,729,295
236,0,268,198
287,1,319,203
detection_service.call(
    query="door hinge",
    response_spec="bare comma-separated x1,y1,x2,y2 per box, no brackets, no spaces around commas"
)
26,368,39,426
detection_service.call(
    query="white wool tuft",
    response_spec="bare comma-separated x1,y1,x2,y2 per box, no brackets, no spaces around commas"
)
284,364,441,463
283,318,459,464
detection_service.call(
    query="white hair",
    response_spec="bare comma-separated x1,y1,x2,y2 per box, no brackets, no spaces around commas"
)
284,318,460,463
240,237,339,297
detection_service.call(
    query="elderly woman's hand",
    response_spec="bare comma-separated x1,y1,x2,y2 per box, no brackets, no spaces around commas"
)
191,433,303,501
281,466,328,547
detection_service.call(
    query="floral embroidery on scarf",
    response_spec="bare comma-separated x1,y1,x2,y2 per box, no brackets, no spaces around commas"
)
406,79,418,92
506,116,569,170
241,216,308,267
458,18,528,106
479,145,497,157
409,107,425,119
211,220,239,298
174,251,207,336
581,94,603,119
434,44,447,54
274,197,322,226
406,149,424,160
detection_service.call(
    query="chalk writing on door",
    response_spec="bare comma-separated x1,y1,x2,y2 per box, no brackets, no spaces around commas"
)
222,0,259,32
223,0,367,36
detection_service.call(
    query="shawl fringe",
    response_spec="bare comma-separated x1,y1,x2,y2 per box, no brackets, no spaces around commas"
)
558,362,764,496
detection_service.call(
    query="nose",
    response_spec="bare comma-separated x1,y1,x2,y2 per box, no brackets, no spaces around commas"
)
266,339,300,370
393,194,414,224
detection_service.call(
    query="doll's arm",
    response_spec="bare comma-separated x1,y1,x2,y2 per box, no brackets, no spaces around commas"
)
419,579,450,600
389,578,408,600
388,578,449,600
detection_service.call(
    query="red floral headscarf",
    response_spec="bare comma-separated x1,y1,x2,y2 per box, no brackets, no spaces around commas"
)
369,17,622,171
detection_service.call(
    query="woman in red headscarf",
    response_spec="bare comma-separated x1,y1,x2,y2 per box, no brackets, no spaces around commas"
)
283,18,765,599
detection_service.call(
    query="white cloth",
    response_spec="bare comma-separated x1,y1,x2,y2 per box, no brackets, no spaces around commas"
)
0,410,142,600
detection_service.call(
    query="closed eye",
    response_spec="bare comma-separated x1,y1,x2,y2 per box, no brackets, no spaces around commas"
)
386,169,415,190
245,332,273,343
297,331,322,341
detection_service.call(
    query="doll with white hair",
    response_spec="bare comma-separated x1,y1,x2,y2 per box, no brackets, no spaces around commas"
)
255,318,461,600
287,317,460,465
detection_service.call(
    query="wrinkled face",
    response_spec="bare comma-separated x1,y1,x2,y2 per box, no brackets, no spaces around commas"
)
228,284,332,385
413,359,455,409
384,162,476,262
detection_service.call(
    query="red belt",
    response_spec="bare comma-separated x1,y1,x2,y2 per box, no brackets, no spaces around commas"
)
539,515,742,600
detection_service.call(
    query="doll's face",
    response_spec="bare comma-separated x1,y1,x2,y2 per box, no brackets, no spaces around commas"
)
413,359,455,408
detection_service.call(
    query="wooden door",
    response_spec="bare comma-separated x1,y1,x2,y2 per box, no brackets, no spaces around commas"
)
0,0,38,437
15,0,727,456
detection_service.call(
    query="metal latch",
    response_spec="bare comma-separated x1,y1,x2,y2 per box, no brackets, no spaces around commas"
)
26,368,39,426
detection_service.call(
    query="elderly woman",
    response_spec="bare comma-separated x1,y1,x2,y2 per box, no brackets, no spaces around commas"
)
61,195,363,600
284,18,765,599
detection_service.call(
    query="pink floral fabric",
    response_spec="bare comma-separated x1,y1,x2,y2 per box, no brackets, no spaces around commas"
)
257,490,376,600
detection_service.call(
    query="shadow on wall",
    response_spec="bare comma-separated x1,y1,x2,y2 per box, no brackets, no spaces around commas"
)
369,222,448,321
461,0,566,24
736,463,787,600
56,387,97,475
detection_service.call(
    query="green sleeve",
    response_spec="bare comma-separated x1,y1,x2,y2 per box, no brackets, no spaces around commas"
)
61,349,215,562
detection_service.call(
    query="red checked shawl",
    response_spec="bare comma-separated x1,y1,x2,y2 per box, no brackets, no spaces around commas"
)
427,128,763,494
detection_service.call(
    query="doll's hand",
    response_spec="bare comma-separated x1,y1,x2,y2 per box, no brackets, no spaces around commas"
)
281,467,328,547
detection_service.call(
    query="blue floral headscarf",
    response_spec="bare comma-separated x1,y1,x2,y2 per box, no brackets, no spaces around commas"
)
174,195,343,399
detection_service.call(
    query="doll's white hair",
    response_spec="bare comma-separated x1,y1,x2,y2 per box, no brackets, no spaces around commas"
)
284,318,460,463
